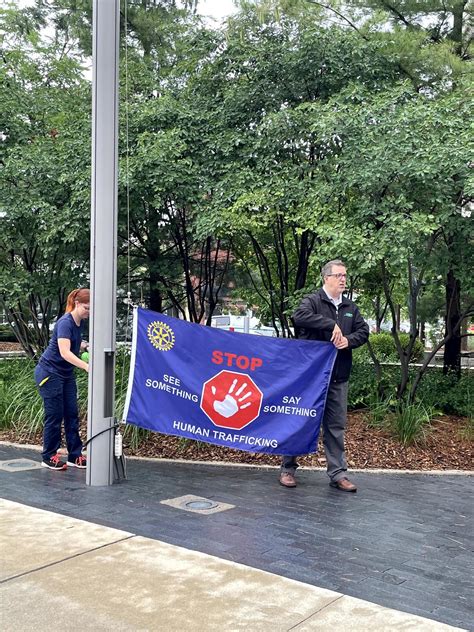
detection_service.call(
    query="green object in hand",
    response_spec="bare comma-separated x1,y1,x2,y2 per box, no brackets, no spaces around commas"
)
81,351,89,362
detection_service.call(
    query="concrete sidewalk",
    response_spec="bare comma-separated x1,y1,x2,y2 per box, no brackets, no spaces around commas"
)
0,499,465,631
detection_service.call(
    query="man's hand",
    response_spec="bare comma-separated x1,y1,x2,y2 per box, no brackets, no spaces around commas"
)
334,336,349,350
331,324,343,345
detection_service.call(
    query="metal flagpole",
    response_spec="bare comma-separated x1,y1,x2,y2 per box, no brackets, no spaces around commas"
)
87,0,120,486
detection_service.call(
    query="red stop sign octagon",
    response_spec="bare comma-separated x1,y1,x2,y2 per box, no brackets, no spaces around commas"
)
200,370,263,430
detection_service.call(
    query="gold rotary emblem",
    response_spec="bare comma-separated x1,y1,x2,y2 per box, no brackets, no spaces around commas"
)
147,321,175,351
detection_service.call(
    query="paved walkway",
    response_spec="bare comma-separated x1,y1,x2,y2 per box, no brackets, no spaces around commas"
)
1,443,472,631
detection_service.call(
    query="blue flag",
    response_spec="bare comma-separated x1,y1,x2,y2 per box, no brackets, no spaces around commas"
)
123,308,337,455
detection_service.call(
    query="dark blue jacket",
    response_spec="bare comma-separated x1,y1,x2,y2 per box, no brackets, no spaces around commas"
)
292,288,369,382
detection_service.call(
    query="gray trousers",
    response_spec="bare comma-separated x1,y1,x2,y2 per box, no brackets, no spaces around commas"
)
281,380,349,482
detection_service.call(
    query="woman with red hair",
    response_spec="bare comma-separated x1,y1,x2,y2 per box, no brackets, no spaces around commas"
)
34,288,90,470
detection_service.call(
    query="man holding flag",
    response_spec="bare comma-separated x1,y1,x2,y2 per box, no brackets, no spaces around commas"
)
280,260,369,492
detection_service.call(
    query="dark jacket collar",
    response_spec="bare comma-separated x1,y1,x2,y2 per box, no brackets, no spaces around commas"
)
317,287,351,306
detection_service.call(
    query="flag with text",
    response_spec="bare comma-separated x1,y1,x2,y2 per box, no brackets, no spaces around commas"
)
123,308,337,455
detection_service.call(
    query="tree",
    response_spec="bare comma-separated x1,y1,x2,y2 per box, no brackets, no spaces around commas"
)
190,12,401,335
254,0,473,370
0,5,91,356
16,0,232,323
297,81,473,400
117,26,232,320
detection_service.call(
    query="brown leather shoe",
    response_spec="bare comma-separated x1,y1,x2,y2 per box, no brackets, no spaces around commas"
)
330,477,357,492
279,472,297,488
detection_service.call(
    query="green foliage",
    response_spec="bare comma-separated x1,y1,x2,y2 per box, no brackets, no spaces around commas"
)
258,0,472,86
74,346,131,421
0,360,43,435
2,1,473,389
416,371,474,419
351,364,438,444
0,325,17,343
191,17,404,333
362,393,436,445
0,7,91,356
363,392,393,429
114,15,232,319
0,360,28,428
123,425,151,451
349,363,472,418
349,363,399,408
349,363,379,409
459,418,474,442
0,348,133,437
391,401,434,446
355,332,424,364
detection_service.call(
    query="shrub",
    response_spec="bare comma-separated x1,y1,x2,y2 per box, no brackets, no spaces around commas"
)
348,363,377,408
349,363,399,409
416,370,474,418
354,332,424,364
0,352,471,447
0,324,17,343
349,362,473,418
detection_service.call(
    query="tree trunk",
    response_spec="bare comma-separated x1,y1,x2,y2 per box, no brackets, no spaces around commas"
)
395,304,401,331
460,318,468,352
450,1,466,55
375,295,382,332
294,230,314,291
380,259,409,401
419,320,426,346
443,269,461,376
149,273,163,313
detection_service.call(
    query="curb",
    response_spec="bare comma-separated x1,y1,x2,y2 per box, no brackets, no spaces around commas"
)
1,440,472,476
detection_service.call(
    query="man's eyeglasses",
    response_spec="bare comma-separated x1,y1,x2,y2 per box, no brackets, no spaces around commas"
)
326,273,347,279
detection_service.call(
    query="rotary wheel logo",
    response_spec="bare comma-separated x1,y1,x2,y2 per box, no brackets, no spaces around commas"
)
147,321,175,351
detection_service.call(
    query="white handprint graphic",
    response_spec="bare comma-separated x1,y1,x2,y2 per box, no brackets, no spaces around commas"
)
212,379,253,418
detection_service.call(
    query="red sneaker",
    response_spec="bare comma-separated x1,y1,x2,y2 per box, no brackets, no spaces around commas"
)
67,455,87,469
42,454,67,470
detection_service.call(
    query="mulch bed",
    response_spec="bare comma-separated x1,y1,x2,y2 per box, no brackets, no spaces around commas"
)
3,412,471,471
0,342,23,352
343,412,472,470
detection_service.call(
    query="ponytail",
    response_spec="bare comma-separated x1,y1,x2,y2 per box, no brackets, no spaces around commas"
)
65,288,90,313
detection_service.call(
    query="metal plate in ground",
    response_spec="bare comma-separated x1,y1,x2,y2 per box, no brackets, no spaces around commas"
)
0,459,42,473
160,494,235,515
